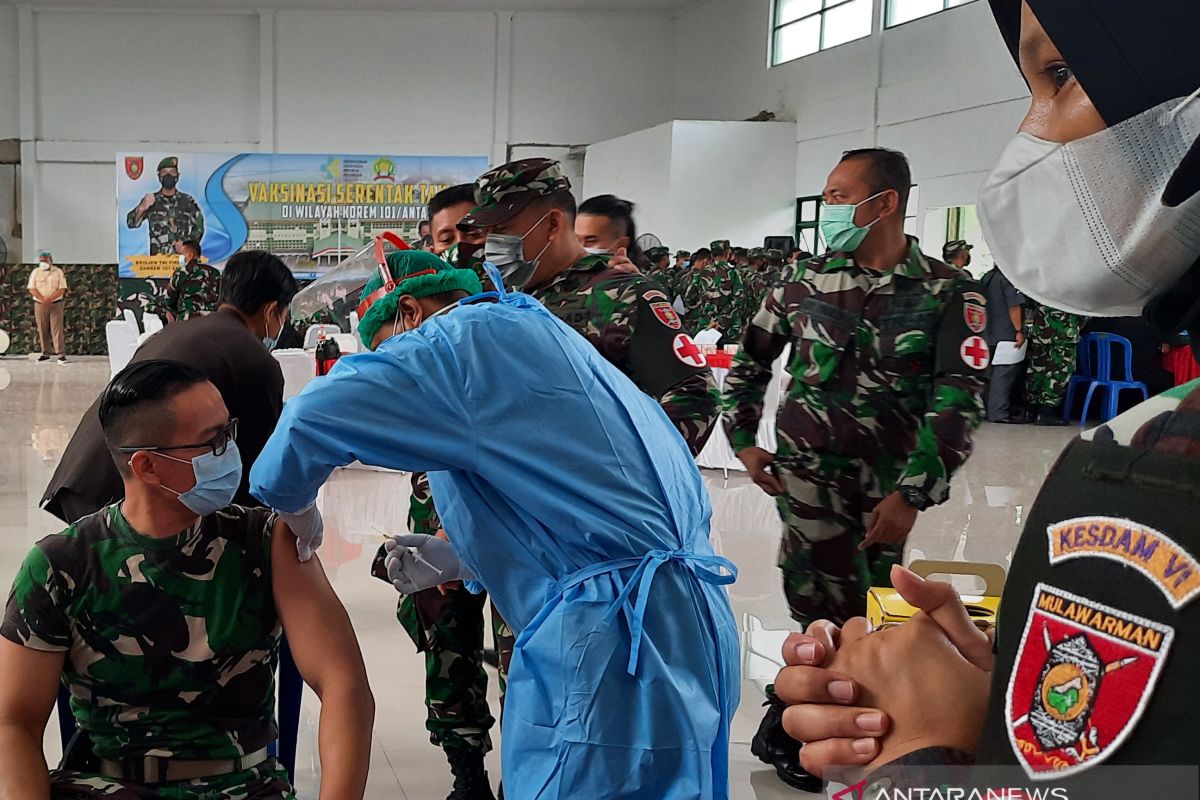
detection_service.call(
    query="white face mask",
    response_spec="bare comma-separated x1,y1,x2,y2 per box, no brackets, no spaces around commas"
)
978,93,1200,317
583,246,610,256
39,261,50,270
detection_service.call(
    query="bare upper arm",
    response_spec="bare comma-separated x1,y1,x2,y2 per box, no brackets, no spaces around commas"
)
269,520,369,698
0,638,64,733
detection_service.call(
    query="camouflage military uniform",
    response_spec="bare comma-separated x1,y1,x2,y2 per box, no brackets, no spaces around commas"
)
165,259,221,321
724,240,987,626
1023,303,1082,409
369,470,511,756
532,253,721,454
680,259,748,342
126,192,205,256
1,504,293,798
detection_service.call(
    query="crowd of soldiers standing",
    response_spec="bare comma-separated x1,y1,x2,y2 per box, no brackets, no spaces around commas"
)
642,240,811,344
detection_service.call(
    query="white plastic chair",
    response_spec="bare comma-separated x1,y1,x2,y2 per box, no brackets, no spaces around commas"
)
106,320,138,376
349,312,360,336
273,349,316,401
303,324,341,350
142,314,164,334
122,308,141,334
331,333,359,355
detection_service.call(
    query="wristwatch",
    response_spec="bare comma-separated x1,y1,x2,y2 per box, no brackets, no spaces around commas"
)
898,486,933,511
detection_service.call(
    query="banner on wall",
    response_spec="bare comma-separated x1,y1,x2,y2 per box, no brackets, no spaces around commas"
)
116,152,489,278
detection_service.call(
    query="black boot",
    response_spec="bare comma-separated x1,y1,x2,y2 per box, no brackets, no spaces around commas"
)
1033,404,1069,426
446,749,496,800
751,695,824,793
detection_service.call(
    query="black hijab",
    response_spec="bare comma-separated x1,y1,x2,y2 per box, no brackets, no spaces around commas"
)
990,0,1200,349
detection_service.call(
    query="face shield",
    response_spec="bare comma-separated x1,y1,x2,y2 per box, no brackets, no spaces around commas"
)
288,232,411,325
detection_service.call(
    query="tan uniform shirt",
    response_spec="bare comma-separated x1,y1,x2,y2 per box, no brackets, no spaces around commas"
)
28,266,68,302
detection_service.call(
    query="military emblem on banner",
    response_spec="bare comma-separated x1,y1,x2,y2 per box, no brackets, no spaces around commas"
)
125,156,144,181
1006,584,1173,780
650,301,682,330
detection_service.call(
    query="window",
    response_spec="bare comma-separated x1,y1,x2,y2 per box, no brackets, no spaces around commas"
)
886,0,975,28
771,0,873,66
794,195,822,253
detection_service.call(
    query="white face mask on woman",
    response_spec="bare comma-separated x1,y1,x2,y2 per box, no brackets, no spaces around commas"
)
978,92,1200,317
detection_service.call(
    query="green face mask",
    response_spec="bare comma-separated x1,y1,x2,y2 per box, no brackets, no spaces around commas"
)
819,190,886,253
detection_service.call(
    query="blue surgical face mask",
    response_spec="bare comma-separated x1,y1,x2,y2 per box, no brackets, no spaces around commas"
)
483,212,552,289
262,310,282,351
819,190,886,253
153,441,242,516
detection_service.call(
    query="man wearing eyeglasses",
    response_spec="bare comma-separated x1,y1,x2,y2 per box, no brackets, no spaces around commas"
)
0,360,373,798
42,251,298,525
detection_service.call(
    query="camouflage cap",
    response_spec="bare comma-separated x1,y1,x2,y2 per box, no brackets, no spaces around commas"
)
458,158,572,230
157,156,179,172
710,239,731,253
942,239,973,259
675,250,691,259
646,246,670,260
764,248,784,260
748,247,765,258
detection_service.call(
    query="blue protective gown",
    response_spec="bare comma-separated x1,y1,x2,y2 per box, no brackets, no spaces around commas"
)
250,290,740,799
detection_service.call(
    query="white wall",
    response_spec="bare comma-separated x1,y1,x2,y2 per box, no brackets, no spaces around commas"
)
7,3,678,262
673,0,1031,234
583,120,795,252
0,4,18,140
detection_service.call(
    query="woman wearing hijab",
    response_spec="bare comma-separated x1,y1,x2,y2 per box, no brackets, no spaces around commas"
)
770,0,1200,792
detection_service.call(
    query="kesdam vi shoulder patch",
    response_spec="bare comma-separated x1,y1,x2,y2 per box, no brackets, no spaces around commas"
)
960,336,990,370
1047,517,1200,610
1007,583,1174,781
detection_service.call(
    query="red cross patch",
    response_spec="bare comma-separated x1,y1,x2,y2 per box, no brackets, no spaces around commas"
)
960,336,990,370
673,333,705,367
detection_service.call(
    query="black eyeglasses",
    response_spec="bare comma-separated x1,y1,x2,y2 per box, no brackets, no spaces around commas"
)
116,418,239,457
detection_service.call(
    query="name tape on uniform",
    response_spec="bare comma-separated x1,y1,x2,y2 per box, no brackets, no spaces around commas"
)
1047,517,1200,609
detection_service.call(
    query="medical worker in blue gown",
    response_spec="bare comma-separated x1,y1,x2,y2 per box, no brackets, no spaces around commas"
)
250,250,741,799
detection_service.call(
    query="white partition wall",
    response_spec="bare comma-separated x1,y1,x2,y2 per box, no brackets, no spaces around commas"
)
583,120,796,253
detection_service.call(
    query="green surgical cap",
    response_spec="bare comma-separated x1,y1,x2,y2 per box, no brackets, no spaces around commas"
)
358,249,483,348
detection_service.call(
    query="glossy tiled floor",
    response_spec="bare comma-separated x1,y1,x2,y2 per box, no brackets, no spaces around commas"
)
0,357,1077,799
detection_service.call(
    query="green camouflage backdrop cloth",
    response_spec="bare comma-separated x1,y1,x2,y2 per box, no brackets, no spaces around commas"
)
1023,303,1082,409
2,264,119,355
723,241,987,625
2,504,288,797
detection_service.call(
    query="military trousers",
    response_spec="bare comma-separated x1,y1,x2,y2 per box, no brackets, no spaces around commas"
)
774,452,904,628
396,583,515,755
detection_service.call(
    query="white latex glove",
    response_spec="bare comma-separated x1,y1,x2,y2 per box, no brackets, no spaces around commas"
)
383,533,474,594
279,505,324,562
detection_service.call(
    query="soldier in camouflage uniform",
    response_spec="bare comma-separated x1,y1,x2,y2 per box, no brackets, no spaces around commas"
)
459,158,720,454
723,149,986,790
1021,302,1081,425
1,360,371,798
163,240,221,322
126,157,205,256
680,240,748,343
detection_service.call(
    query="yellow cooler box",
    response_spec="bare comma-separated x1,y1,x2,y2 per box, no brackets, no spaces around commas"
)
867,560,1006,630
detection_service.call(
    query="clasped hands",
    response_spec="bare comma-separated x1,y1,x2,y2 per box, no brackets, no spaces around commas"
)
774,564,994,778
